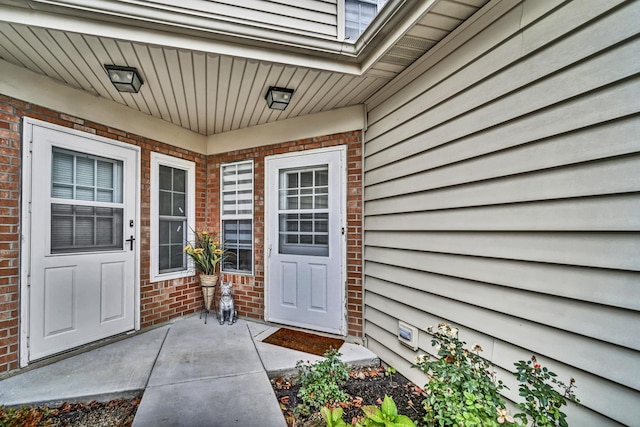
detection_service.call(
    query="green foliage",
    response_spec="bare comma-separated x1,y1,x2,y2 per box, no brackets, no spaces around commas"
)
513,356,580,427
414,323,510,427
355,395,416,427
295,348,350,417
321,406,349,427
384,366,396,382
0,405,51,427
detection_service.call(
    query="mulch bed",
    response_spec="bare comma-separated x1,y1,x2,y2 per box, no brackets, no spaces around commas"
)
1,396,141,427
272,366,427,426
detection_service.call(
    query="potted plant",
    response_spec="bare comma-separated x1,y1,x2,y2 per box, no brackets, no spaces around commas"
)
184,230,224,311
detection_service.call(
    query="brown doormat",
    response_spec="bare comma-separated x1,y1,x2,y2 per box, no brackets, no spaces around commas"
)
262,328,344,357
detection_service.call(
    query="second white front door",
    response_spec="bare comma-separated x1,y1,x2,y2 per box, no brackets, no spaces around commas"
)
26,121,138,361
266,147,345,335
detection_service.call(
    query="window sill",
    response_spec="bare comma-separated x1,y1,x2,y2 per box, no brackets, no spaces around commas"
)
149,269,195,283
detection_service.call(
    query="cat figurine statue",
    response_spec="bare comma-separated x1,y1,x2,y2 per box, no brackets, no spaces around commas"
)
218,280,238,325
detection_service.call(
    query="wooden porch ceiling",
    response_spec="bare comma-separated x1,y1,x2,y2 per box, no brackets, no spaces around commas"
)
0,0,490,136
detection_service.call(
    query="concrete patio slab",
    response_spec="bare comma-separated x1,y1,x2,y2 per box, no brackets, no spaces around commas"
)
0,325,169,407
134,317,285,427
132,371,286,427
146,318,263,387
0,316,379,427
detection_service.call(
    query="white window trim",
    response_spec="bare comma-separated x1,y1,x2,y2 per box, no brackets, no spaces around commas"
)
221,159,254,275
150,152,196,282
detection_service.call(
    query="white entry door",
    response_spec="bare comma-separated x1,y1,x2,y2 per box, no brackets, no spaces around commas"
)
266,147,345,335
26,122,138,361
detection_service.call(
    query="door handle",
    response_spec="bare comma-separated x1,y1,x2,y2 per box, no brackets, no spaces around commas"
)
125,235,135,251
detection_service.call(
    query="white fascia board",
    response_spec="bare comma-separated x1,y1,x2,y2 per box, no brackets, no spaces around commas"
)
29,0,358,55
0,58,206,153
358,0,440,74
206,105,365,155
0,4,361,75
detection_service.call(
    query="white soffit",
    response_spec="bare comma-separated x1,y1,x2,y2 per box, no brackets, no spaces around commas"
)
0,0,492,140
0,58,206,153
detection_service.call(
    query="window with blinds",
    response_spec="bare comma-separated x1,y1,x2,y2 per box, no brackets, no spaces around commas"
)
345,0,387,40
221,161,254,273
50,148,124,253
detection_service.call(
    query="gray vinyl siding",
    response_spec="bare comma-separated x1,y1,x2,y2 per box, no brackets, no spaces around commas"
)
141,0,338,38
362,0,640,425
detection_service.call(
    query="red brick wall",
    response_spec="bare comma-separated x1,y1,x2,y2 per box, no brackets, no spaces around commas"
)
208,131,364,338
0,97,21,373
0,95,208,374
0,93,363,374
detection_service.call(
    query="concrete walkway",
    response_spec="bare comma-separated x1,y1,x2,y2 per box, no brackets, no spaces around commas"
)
0,316,378,426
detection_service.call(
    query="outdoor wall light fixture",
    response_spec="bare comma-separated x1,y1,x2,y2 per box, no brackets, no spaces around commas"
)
265,86,294,110
104,65,143,93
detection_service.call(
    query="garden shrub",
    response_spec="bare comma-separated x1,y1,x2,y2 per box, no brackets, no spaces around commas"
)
295,348,350,417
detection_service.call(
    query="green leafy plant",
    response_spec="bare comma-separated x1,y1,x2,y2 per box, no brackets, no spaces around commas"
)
321,406,349,427
414,322,510,427
513,356,579,427
384,366,396,383
183,230,224,274
355,395,416,427
295,348,350,416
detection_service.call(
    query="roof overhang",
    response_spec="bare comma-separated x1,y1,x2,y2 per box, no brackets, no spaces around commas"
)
0,0,440,75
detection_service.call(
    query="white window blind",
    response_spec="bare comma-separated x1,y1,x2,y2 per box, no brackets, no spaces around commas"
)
221,161,254,273
222,161,253,216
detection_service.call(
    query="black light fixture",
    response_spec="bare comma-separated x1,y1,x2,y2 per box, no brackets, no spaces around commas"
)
265,86,294,110
104,65,143,93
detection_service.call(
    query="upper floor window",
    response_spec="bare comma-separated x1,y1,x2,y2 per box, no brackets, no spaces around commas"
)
345,0,388,40
221,161,254,274
150,152,196,282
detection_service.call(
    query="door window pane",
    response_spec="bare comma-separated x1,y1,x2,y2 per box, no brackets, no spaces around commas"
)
51,204,123,253
50,148,124,254
278,164,330,257
52,148,122,203
279,165,329,212
279,213,329,256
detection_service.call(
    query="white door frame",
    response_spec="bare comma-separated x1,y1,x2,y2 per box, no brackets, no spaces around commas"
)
19,118,141,367
264,145,347,335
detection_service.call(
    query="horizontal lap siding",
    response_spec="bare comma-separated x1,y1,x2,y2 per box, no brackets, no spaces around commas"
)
140,0,338,38
362,0,640,425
